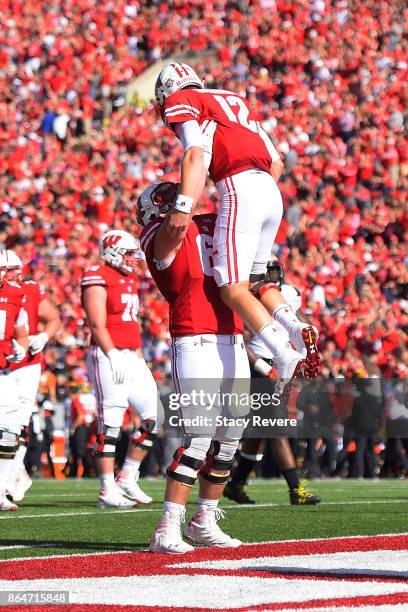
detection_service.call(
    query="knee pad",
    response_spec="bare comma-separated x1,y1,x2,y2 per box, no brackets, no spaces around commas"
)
19,425,30,448
250,278,280,299
96,425,120,457
130,418,156,451
167,436,211,487
201,438,239,484
0,430,18,460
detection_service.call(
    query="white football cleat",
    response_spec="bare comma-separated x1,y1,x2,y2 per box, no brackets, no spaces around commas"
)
274,349,305,395
98,487,137,509
149,510,194,554
117,479,153,504
12,469,32,502
184,508,242,548
0,496,18,511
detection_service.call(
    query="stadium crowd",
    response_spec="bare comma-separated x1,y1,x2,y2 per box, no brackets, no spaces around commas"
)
0,1,406,476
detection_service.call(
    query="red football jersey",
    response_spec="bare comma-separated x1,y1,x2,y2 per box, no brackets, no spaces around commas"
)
11,280,46,371
81,264,142,350
0,281,25,369
163,88,273,182
140,214,244,337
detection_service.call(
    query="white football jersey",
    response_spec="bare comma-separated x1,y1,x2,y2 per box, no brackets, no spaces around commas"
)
247,283,302,360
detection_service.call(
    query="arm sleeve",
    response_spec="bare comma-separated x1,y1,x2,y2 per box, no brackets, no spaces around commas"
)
16,307,28,329
174,120,203,151
81,268,107,288
258,125,281,162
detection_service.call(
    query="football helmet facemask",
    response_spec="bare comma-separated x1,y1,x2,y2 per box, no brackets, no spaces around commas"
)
99,230,143,274
6,250,23,283
155,62,203,108
136,182,179,227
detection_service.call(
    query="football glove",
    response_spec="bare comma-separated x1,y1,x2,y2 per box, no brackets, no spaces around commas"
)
7,339,26,363
28,332,49,355
107,348,127,384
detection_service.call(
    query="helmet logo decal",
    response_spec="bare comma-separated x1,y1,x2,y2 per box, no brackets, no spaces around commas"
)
103,235,121,248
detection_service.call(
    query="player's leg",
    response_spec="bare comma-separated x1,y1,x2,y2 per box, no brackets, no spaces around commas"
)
87,347,135,508
7,364,41,502
150,338,220,553
215,171,318,380
118,351,159,504
224,438,265,504
184,339,249,547
271,437,321,505
0,373,21,511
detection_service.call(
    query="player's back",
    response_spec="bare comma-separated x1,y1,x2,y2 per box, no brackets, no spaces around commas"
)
163,88,272,183
141,214,243,337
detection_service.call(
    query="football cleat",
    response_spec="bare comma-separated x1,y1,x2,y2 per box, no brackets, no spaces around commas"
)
12,469,32,502
223,482,256,505
116,479,153,505
290,481,321,505
98,487,137,509
274,349,305,396
289,325,320,379
184,508,242,548
149,510,194,554
0,496,18,511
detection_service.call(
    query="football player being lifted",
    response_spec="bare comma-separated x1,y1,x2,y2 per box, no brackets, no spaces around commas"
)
0,251,29,511
81,230,160,508
6,250,61,503
153,62,320,390
138,182,249,553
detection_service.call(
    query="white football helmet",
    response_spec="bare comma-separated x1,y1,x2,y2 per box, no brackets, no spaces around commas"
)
99,230,143,274
155,63,203,106
6,250,23,282
0,250,9,285
136,182,179,227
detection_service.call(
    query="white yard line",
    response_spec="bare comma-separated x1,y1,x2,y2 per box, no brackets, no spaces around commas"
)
0,498,407,522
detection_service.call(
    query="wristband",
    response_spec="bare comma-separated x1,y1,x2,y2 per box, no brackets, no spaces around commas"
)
174,194,194,214
254,358,273,377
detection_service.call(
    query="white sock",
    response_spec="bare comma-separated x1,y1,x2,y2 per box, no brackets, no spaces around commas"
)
0,458,12,497
196,496,219,513
119,457,141,482
10,445,27,480
100,472,115,491
257,322,291,359
163,501,185,521
273,304,302,335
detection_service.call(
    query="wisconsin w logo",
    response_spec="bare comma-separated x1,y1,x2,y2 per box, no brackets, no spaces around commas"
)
103,235,121,248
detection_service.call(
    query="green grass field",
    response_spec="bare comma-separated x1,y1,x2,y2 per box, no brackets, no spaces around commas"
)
1,479,407,561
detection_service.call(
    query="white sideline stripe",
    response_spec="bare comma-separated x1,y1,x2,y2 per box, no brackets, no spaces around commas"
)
1,499,407,521
1,533,407,564
0,550,133,563
0,545,52,551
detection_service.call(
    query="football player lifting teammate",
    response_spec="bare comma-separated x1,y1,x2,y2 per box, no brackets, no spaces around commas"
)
0,251,29,511
81,230,160,508
6,250,61,503
153,62,320,388
138,182,249,553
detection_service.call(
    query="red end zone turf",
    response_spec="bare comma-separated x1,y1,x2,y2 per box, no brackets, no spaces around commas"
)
1,535,408,611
